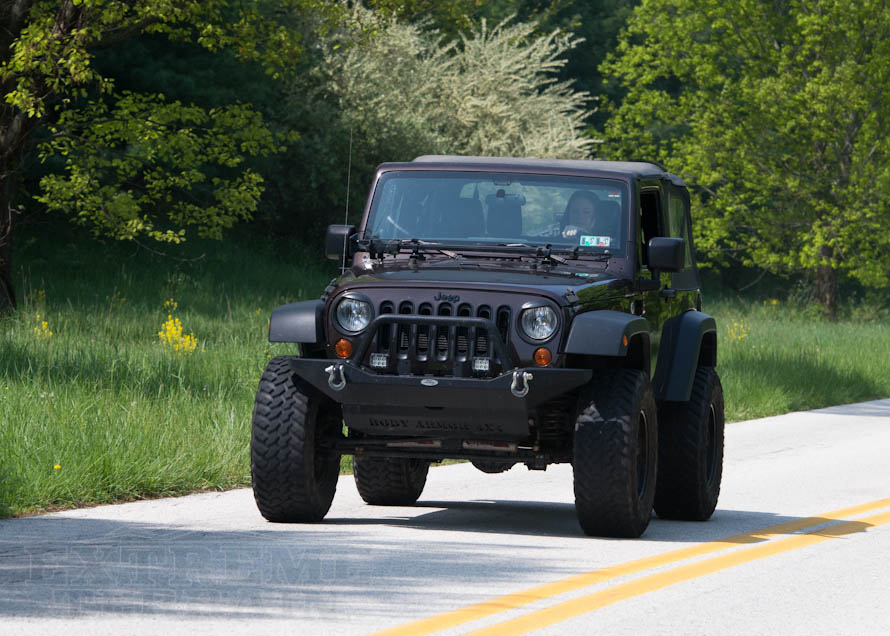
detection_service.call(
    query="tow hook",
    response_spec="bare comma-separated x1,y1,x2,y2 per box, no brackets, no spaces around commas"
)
325,364,346,391
511,370,533,398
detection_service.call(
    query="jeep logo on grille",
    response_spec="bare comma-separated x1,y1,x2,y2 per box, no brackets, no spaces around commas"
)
434,292,460,302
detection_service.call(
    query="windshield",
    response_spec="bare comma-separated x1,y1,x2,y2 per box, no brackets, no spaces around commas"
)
365,171,629,256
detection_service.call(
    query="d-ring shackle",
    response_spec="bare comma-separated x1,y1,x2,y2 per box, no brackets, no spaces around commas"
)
324,364,346,391
511,370,533,398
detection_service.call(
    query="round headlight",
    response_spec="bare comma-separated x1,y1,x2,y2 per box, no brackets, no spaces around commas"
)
336,298,372,332
521,306,558,341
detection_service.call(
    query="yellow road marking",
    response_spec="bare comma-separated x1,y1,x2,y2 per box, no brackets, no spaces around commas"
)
470,507,890,636
368,497,890,636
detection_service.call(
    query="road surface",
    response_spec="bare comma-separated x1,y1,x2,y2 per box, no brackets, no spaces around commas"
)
2,399,889,635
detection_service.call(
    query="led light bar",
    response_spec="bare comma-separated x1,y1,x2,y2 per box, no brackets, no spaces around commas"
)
472,357,490,372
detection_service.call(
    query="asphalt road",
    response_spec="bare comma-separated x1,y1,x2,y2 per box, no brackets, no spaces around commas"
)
2,399,889,635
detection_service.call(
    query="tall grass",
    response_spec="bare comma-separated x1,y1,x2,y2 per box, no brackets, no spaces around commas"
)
1,229,335,517
707,296,890,421
2,229,888,517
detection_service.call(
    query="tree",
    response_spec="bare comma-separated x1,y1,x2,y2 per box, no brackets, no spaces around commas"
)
369,0,639,131
265,6,597,241
327,12,594,159
602,0,890,316
0,0,320,311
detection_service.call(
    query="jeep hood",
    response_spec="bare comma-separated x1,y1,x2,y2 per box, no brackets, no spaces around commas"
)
338,261,626,304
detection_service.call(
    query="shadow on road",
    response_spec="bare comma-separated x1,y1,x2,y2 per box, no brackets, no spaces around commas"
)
0,504,874,620
327,499,865,544
0,514,516,620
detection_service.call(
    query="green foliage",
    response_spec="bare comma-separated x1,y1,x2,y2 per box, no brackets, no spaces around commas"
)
602,0,890,311
0,0,330,277
2,1,307,118
503,0,638,130
36,92,288,242
365,0,486,38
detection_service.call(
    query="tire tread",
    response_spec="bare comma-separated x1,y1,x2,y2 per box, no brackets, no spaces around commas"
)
251,356,339,522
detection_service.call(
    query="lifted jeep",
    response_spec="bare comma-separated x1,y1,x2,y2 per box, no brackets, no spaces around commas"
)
250,156,724,538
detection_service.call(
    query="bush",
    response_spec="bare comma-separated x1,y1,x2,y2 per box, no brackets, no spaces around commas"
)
322,10,595,160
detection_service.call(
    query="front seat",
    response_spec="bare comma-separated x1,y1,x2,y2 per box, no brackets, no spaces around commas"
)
433,198,484,239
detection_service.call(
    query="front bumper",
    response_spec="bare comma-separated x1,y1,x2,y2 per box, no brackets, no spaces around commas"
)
287,357,591,441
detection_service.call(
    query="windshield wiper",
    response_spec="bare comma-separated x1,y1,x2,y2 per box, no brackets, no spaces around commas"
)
532,244,567,266
358,237,611,263
358,238,458,261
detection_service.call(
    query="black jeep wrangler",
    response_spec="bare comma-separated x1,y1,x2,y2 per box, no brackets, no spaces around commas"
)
250,156,723,538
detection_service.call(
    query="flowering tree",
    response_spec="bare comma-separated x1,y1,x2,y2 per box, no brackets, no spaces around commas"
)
317,9,596,161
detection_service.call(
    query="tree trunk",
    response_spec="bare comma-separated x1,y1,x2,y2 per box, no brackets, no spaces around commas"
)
815,246,838,321
0,170,16,312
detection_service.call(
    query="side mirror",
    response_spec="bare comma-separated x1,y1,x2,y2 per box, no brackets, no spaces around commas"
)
325,224,356,261
648,237,685,272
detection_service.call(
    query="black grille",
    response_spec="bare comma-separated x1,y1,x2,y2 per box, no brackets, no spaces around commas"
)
363,300,512,376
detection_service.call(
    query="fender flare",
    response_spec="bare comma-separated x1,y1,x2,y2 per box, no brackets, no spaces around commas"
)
269,300,324,344
564,310,650,358
653,310,717,402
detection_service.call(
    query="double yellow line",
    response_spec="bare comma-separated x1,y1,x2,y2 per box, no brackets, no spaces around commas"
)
370,497,890,636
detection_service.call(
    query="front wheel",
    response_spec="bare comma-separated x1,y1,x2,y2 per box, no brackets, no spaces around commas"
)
250,356,341,522
573,369,658,538
654,366,724,521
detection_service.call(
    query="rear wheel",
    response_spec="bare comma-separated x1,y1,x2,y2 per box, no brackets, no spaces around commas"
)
573,370,658,538
353,457,430,505
655,366,724,521
250,356,341,522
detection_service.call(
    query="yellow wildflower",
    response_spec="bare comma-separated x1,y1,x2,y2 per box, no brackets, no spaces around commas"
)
725,319,750,342
158,314,198,354
33,313,53,339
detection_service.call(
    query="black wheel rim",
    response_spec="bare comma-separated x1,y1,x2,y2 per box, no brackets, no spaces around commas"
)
705,403,717,485
636,411,649,500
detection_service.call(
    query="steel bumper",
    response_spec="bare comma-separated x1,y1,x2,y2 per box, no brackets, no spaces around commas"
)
287,358,591,441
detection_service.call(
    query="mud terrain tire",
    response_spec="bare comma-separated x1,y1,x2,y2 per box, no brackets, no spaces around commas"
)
573,369,658,538
353,457,430,505
655,366,724,521
251,356,341,522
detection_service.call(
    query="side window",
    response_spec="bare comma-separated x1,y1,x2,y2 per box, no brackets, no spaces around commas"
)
639,188,662,267
668,186,699,289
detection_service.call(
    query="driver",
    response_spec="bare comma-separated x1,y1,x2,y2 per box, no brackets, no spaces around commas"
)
560,190,598,238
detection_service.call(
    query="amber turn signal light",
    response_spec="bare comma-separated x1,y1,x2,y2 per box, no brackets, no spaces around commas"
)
335,339,353,358
533,347,552,366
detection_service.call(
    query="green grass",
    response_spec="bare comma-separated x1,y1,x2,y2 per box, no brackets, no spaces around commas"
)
1,228,337,517
2,229,889,517
707,297,890,422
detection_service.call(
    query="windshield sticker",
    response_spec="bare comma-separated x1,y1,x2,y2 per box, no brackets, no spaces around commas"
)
580,235,610,247
607,191,621,198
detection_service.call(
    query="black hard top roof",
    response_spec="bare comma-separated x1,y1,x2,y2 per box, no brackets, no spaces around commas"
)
396,155,686,187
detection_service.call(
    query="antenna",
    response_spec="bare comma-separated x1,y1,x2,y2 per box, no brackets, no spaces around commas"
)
341,128,353,274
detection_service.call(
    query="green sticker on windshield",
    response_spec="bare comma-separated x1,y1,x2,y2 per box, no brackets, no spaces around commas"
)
580,235,610,247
